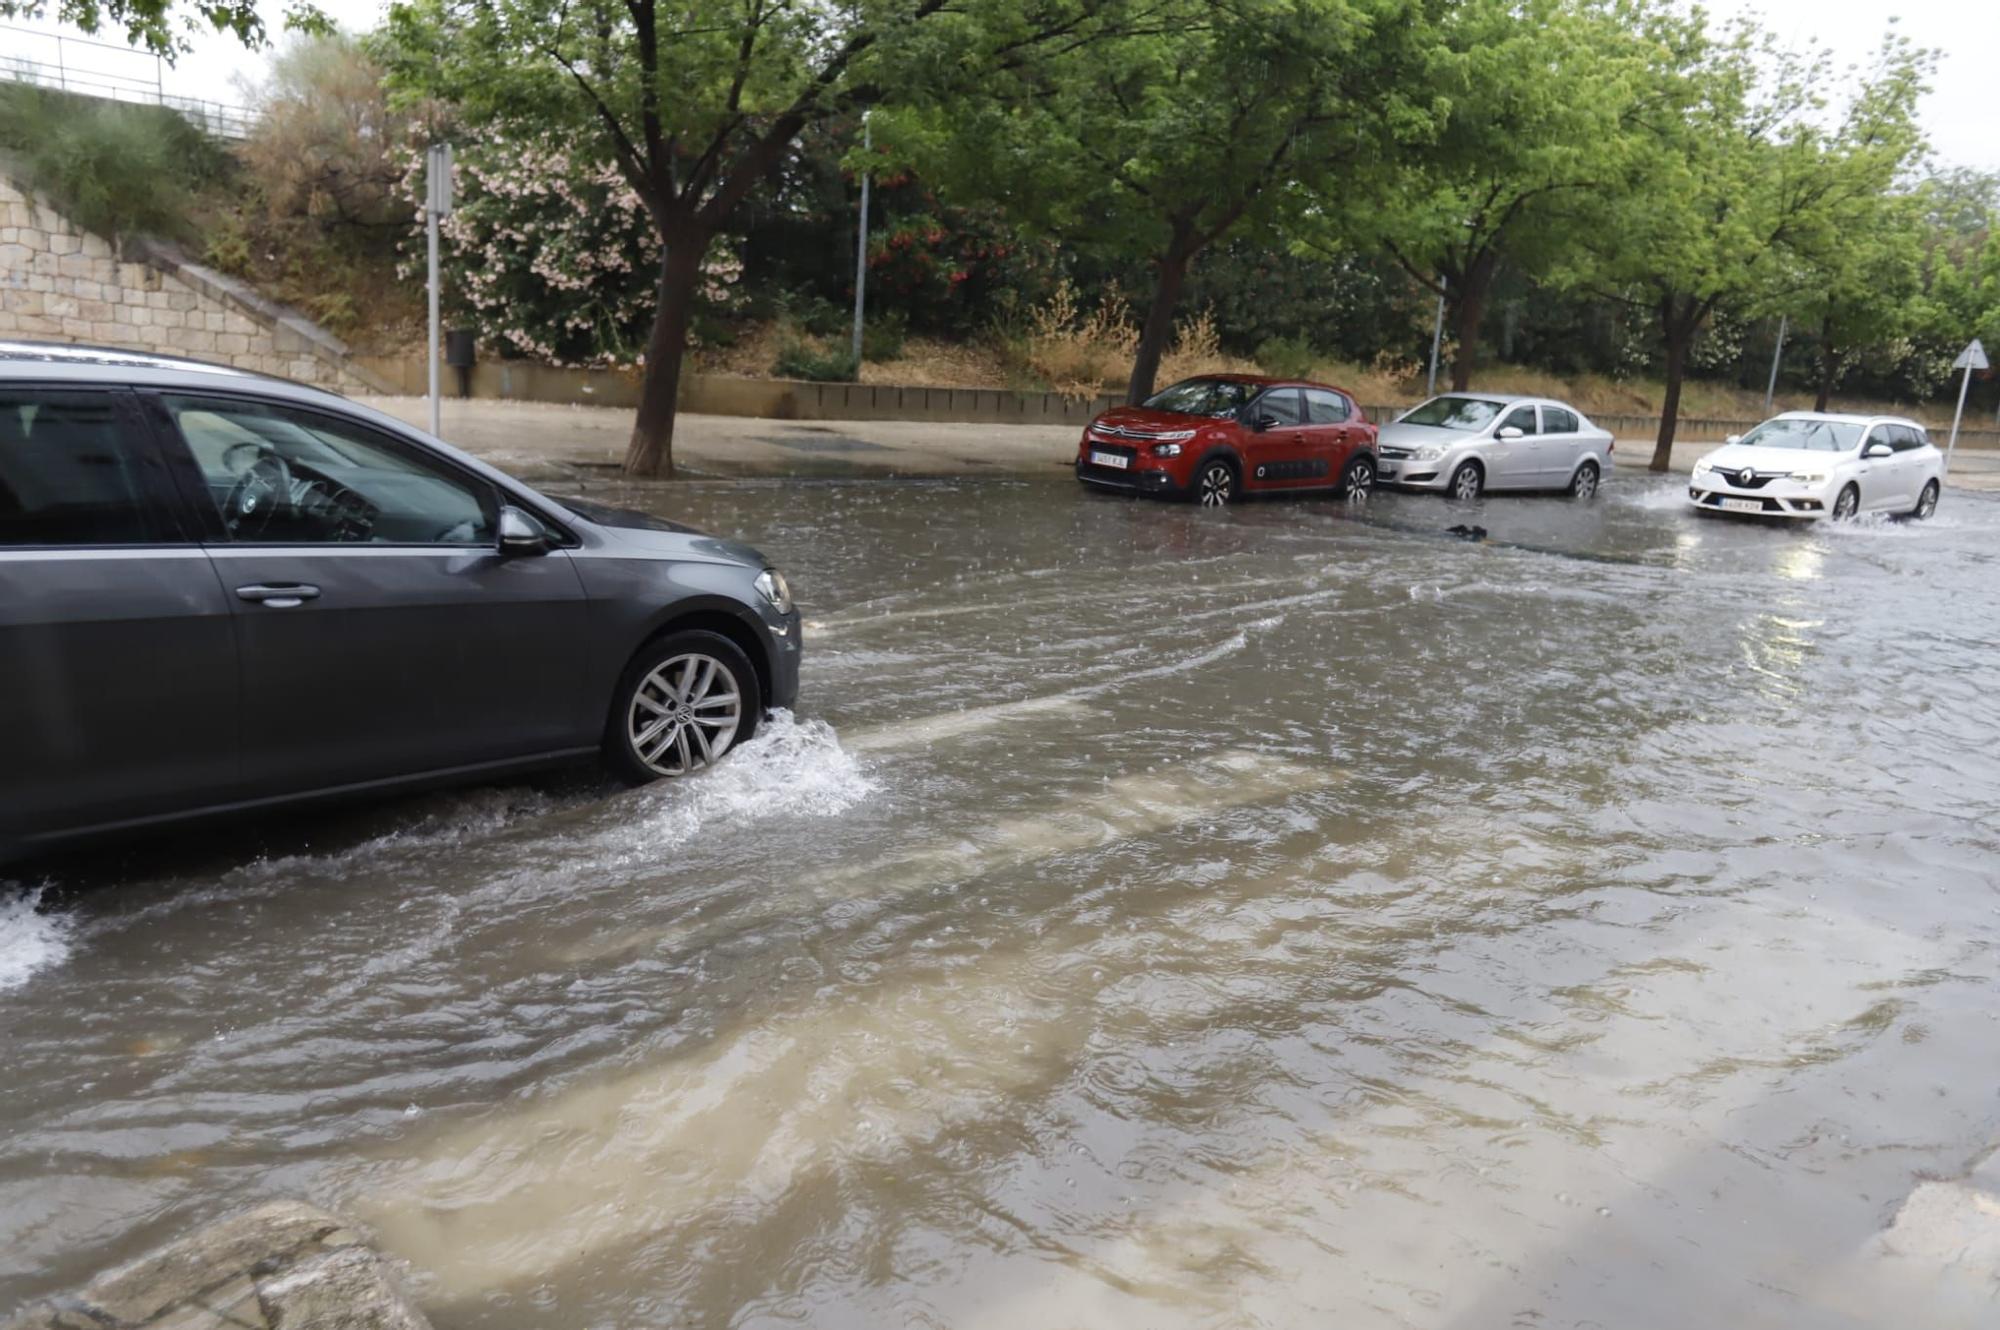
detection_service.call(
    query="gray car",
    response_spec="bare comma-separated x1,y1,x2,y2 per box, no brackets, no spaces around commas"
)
0,342,801,859
1376,394,1614,499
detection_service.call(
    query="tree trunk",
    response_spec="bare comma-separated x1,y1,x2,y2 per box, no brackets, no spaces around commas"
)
623,234,707,478
1126,230,1196,406
1813,316,1837,412
1651,327,1690,472
1448,254,1497,391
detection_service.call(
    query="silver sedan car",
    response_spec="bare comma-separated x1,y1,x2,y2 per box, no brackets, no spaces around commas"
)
1376,395,1615,499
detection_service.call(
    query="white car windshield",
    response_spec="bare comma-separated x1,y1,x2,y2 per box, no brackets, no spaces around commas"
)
1738,418,1862,452
1399,396,1505,430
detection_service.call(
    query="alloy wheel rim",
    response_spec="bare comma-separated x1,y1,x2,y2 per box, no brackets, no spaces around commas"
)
1200,466,1232,506
1453,467,1479,500
628,652,743,777
1919,485,1937,518
1347,459,1373,499
1835,488,1857,520
1575,467,1597,498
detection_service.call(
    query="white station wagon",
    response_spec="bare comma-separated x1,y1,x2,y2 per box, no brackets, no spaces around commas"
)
1688,412,1943,521
1376,394,1615,499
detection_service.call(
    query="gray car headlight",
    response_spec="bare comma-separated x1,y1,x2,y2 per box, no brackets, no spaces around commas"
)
1414,445,1445,462
755,569,794,615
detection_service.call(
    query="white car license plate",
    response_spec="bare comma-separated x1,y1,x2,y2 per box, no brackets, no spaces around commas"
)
1720,497,1763,513
1089,450,1129,470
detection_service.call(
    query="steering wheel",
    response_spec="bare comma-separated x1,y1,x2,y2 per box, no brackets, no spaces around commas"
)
222,446,296,538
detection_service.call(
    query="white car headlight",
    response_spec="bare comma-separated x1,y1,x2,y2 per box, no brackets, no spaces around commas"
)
1414,445,1445,462
1151,442,1183,457
755,568,794,615
1789,472,1825,484
1693,460,1714,477
1152,429,1197,442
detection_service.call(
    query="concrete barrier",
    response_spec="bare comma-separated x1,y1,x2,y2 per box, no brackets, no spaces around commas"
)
355,355,2000,450
355,359,1129,426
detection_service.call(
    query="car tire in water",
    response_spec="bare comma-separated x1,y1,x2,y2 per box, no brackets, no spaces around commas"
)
1197,459,1237,508
1339,453,1375,500
1568,460,1600,499
1911,479,1939,520
603,628,760,786
1831,484,1860,521
1449,461,1484,501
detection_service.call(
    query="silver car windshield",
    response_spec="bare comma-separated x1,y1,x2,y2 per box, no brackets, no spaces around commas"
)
1739,418,1861,452
1400,396,1504,430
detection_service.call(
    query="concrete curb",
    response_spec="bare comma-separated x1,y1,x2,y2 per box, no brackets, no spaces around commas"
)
1,1200,432,1330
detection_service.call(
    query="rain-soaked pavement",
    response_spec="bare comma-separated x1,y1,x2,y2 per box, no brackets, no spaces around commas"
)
3,474,1999,1328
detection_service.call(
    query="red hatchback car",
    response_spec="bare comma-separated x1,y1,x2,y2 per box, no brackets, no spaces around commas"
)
1075,375,1378,506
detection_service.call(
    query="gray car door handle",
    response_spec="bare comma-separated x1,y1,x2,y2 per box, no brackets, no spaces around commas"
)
236,583,321,607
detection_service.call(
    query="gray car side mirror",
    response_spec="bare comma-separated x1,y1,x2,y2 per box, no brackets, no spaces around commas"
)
1495,426,1524,440
1862,441,1893,459
1725,434,1743,445
498,506,553,555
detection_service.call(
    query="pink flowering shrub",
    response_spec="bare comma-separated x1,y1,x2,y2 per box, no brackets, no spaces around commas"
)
400,134,741,367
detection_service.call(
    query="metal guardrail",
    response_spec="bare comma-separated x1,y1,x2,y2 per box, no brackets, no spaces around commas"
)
0,24,255,139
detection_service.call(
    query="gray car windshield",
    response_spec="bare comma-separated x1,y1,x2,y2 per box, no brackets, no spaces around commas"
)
1143,378,1257,417
1739,418,1861,451
1400,396,1505,430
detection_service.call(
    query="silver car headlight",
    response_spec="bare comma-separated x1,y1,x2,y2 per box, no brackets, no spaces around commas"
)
755,568,794,615
1414,445,1445,462
1789,472,1826,484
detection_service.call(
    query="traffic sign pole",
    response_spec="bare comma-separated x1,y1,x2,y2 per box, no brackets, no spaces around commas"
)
425,144,455,440
1946,338,1989,474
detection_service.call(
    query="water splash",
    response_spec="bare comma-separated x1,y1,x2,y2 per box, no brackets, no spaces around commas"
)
584,709,876,860
0,886,72,994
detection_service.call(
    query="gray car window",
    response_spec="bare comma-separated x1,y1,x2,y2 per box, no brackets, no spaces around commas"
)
0,390,168,547
1542,406,1579,434
1890,425,1924,452
165,396,497,546
1499,405,1538,436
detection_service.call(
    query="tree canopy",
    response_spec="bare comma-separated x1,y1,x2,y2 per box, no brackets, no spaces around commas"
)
6,0,1994,463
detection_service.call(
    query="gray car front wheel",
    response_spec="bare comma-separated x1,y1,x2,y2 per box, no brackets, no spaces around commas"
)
1449,461,1484,501
605,629,759,784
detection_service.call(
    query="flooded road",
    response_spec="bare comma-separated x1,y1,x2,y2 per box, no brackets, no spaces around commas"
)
4,475,1999,1328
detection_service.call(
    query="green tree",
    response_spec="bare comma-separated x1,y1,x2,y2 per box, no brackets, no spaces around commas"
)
379,0,1093,476
897,0,1445,404
1783,191,1927,410
0,0,326,56
1562,16,1932,470
1330,0,1642,391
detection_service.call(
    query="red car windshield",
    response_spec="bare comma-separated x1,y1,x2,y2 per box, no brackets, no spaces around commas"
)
1143,378,1257,417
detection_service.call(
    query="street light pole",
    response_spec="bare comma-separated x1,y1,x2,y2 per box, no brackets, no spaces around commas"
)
850,111,872,369
1763,314,1787,412
1425,284,1446,397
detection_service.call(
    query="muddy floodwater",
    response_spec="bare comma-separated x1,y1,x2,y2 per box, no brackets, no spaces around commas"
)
4,475,1999,1328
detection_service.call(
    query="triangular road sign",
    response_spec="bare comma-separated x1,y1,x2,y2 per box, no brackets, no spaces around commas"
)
1954,338,1989,371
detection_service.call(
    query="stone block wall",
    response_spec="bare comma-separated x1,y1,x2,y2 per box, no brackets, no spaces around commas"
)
0,175,382,394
